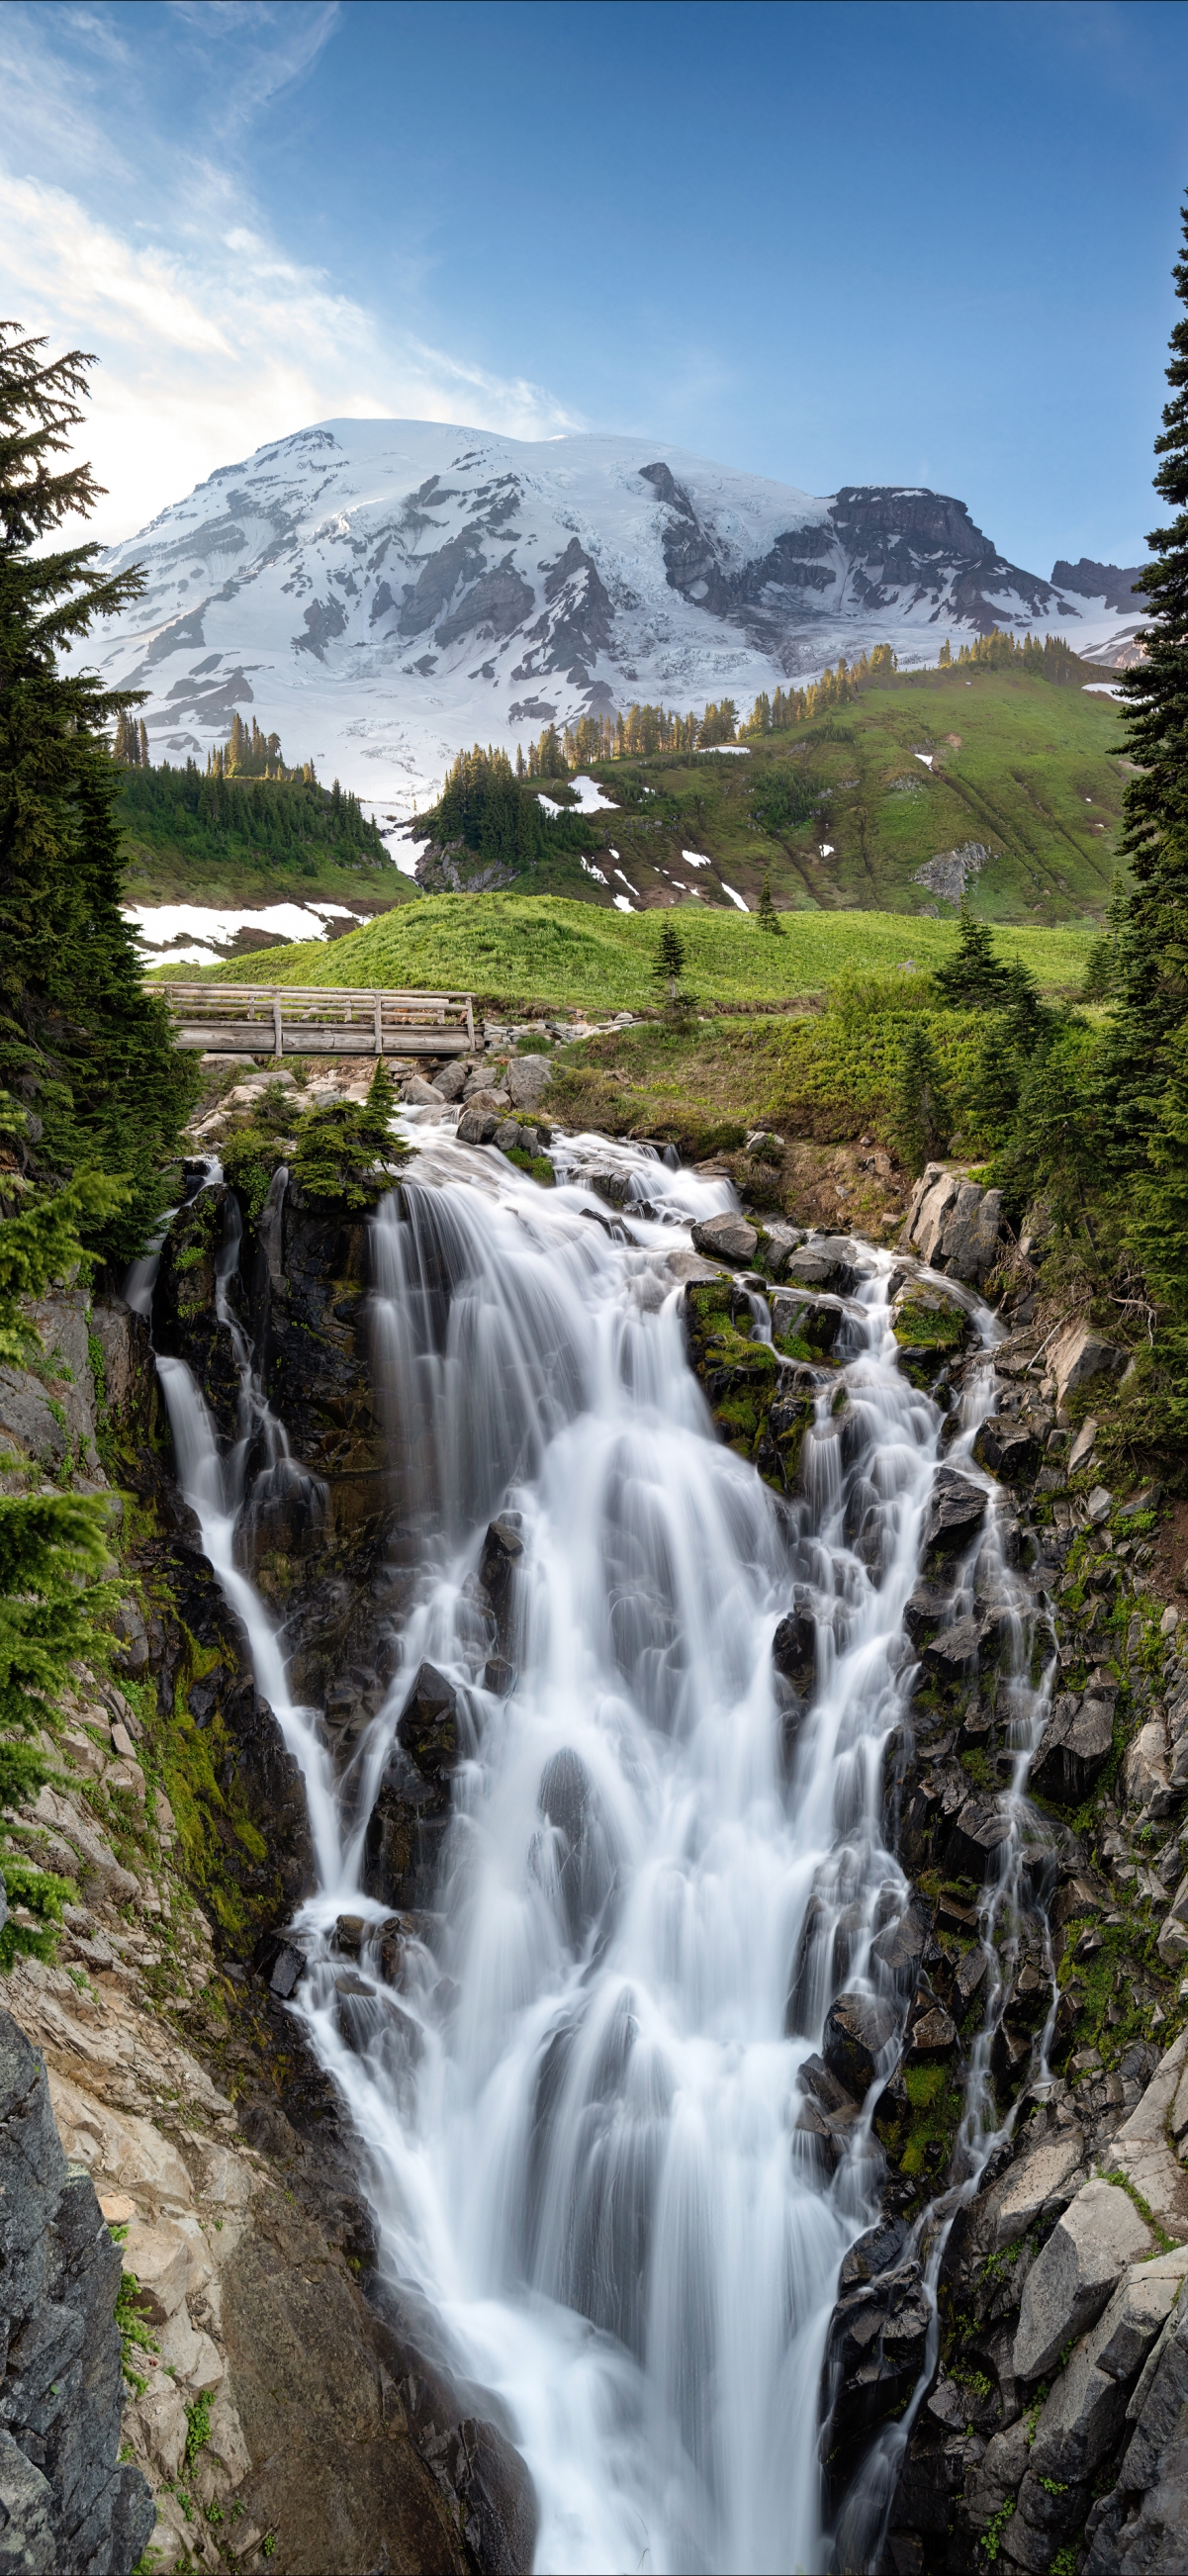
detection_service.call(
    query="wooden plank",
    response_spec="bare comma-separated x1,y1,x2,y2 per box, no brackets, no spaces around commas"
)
174,1024,471,1056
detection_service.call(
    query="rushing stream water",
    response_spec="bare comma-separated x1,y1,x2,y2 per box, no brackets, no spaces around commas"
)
152,1115,1056,2574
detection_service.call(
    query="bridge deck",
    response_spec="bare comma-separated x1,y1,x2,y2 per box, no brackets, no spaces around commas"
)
155,982,475,1057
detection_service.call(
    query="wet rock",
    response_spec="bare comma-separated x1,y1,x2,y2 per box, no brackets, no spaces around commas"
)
821,2248,931,2466
924,1469,987,1557
903,1581,954,1643
480,1517,524,1651
1031,1691,1116,1805
974,1418,1042,1483
907,2004,958,2057
1013,2179,1155,2382
689,1212,759,1266
772,1604,816,1695
457,1103,502,1146
770,1288,844,1354
943,1792,1014,1882
397,1662,462,1786
823,1991,899,2099
779,1239,860,1295
252,1931,308,1999
922,1612,998,1682
871,1896,932,1988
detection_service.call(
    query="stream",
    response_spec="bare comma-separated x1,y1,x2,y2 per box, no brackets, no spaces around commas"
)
152,1116,1057,2574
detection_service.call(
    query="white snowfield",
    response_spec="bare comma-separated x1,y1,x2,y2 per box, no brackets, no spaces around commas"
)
78,416,1142,817
123,897,368,966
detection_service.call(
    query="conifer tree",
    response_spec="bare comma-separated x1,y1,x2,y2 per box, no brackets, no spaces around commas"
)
1110,196,1188,1084
892,1022,952,1172
757,873,783,936
931,900,1017,1008
137,716,148,767
653,914,685,1005
0,325,196,1260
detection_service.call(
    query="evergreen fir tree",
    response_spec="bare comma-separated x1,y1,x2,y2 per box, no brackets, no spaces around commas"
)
137,717,148,767
653,914,685,1004
757,873,783,936
0,325,197,1262
1081,873,1130,999
892,1022,952,1172
1110,195,1188,1091
931,900,1017,1008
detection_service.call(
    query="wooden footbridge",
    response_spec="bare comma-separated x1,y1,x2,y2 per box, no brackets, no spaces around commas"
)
155,982,475,1058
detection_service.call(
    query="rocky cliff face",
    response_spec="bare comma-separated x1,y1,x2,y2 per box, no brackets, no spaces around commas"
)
0,2010,153,2575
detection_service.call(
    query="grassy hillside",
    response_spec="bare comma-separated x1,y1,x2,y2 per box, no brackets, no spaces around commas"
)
158,893,1099,1017
507,665,1126,927
118,764,419,909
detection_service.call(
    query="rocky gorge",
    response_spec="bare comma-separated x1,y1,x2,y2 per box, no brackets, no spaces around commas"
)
3,1032,1188,2576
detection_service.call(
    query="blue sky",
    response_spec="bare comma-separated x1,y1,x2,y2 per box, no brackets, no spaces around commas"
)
1,0,1185,568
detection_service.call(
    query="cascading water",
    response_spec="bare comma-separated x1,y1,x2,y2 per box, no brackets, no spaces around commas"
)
152,1114,1058,2574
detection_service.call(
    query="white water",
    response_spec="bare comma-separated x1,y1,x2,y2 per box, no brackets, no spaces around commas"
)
153,1120,1055,2574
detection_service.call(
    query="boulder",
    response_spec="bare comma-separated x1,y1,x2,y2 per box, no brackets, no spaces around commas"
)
1068,1416,1098,1475
1031,1690,1116,1805
974,1418,1042,1483
870,1897,932,1987
772,1605,816,1695
505,1054,554,1111
770,1289,843,1354
990,2130,1086,2251
922,1613,997,1682
429,1059,470,1101
1013,2178,1155,2381
480,1517,524,1651
402,1077,442,1106
823,1991,899,2099
907,2005,958,2056
903,1582,954,1643
456,1103,501,1146
923,1469,987,1556
689,1212,759,1267
898,1164,1003,1285
396,1663,462,1786
1124,1717,1175,1818
779,1239,860,1294
1157,1873,1188,1971
943,1792,1013,1882
1051,1320,1128,1407
1025,2256,1188,2515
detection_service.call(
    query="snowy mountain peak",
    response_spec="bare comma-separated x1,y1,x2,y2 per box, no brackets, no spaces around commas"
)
83,419,1136,813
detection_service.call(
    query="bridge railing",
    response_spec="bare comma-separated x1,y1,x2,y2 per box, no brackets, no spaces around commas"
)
154,983,475,1058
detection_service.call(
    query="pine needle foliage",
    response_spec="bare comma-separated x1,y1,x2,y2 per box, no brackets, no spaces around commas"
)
291,1060,408,1211
932,902,1022,1009
757,874,783,936
892,1022,953,1172
0,323,199,1258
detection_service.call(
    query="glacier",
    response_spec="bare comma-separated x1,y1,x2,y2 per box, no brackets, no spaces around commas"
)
81,418,1141,817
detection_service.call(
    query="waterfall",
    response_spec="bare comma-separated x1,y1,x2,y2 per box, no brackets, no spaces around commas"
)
154,1117,1056,2575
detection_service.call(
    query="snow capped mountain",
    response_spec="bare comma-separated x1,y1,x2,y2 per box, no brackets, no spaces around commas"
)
83,418,1139,815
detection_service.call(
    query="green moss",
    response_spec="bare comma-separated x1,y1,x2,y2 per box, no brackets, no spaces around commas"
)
893,1298,968,1352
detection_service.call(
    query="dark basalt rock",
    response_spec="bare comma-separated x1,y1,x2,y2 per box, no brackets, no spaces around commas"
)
480,1518,524,1651
0,2009,154,2576
924,1469,988,1557
823,1991,900,2099
974,1418,1042,1483
943,1792,1014,1882
398,1661,463,1785
772,1604,816,1695
871,1896,933,1987
1030,1690,1117,1806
